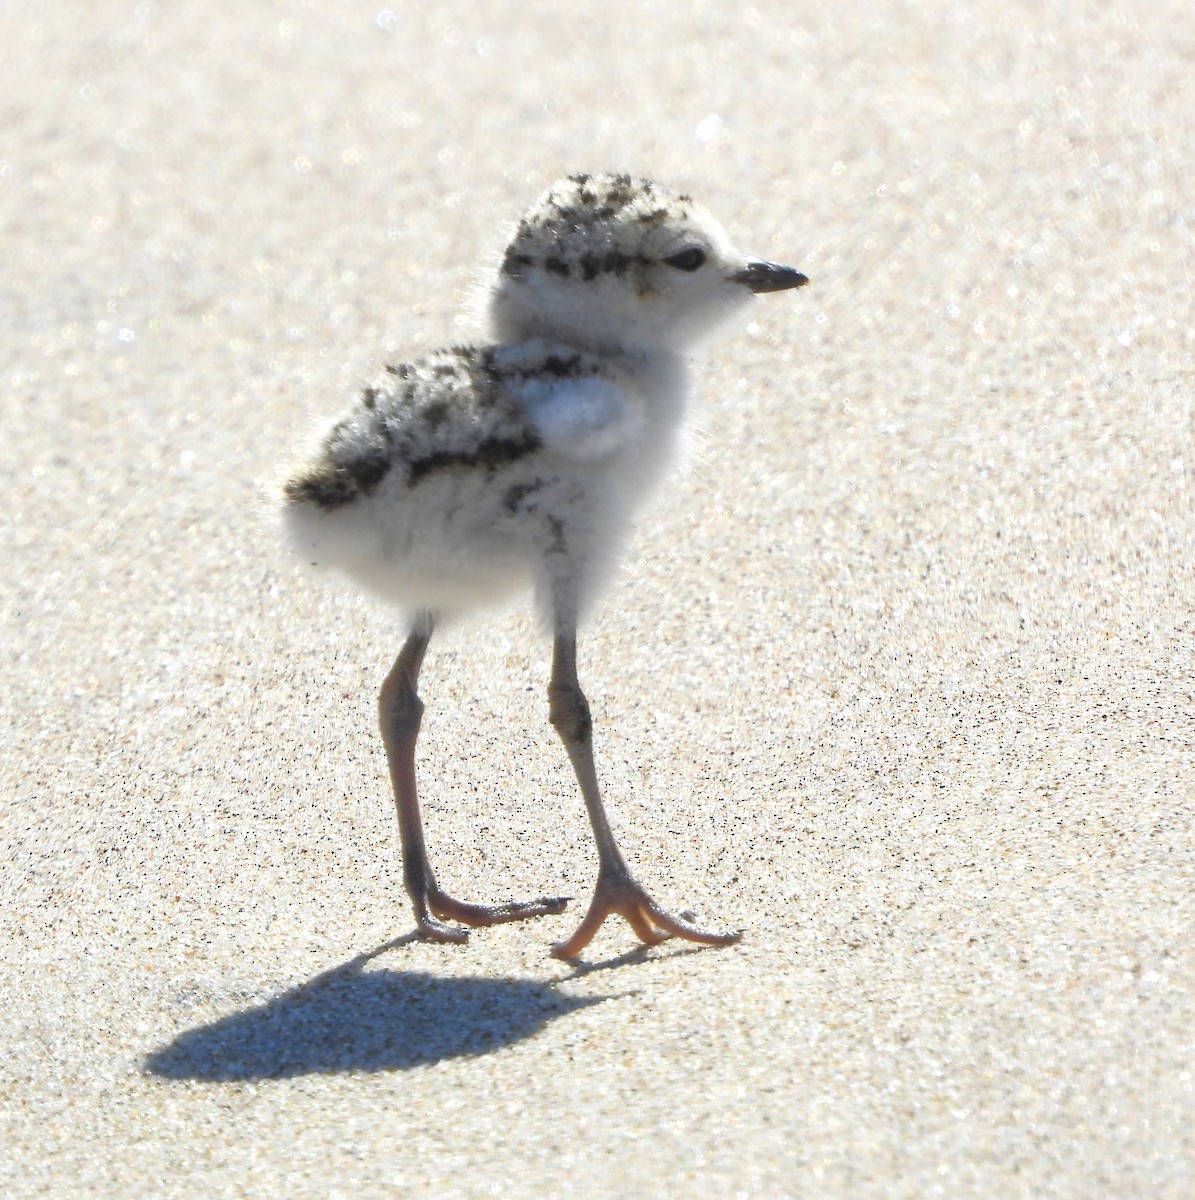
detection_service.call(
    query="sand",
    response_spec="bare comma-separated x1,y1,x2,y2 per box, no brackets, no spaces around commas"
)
2,2,1192,1196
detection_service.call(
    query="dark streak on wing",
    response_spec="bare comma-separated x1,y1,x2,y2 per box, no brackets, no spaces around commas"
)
285,341,590,512
284,468,357,509
545,515,568,556
500,248,534,278
502,478,547,513
284,441,391,510
407,432,542,485
538,353,582,377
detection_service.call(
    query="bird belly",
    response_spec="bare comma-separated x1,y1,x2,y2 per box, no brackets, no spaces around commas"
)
283,468,532,616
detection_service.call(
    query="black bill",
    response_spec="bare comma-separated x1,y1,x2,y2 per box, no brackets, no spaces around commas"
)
732,261,809,293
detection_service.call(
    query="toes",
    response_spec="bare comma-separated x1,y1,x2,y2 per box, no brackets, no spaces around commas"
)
638,898,741,947
416,915,470,944
427,891,571,927
551,910,607,960
552,874,739,959
490,895,571,921
622,902,669,947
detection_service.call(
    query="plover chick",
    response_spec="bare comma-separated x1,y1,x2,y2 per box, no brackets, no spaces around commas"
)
283,173,806,958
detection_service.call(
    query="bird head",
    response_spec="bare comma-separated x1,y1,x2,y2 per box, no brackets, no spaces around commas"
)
487,173,806,356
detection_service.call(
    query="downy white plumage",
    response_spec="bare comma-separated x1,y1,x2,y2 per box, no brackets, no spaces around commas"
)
283,173,807,957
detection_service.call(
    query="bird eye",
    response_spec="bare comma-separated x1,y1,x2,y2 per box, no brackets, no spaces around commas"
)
663,247,707,272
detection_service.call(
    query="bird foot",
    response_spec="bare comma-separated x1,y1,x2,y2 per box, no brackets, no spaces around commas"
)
414,888,570,944
551,869,741,960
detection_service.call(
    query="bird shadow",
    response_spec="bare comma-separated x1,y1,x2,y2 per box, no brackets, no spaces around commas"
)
144,936,603,1082
554,941,711,981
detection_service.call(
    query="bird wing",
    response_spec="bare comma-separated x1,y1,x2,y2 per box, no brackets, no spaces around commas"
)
514,372,641,463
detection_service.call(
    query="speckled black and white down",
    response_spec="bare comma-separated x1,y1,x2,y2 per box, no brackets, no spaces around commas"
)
283,172,797,627
284,336,683,620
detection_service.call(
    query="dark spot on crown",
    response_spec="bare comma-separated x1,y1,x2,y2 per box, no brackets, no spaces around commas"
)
385,362,410,379
362,387,378,410
638,207,669,225
544,256,570,278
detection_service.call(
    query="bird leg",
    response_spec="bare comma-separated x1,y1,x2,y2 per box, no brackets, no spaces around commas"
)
547,633,742,960
379,613,569,943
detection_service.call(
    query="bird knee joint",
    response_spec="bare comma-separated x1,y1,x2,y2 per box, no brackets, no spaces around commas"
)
380,685,424,738
549,682,592,744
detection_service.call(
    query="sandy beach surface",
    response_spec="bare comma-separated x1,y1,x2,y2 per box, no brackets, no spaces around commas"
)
2,3,1192,1196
